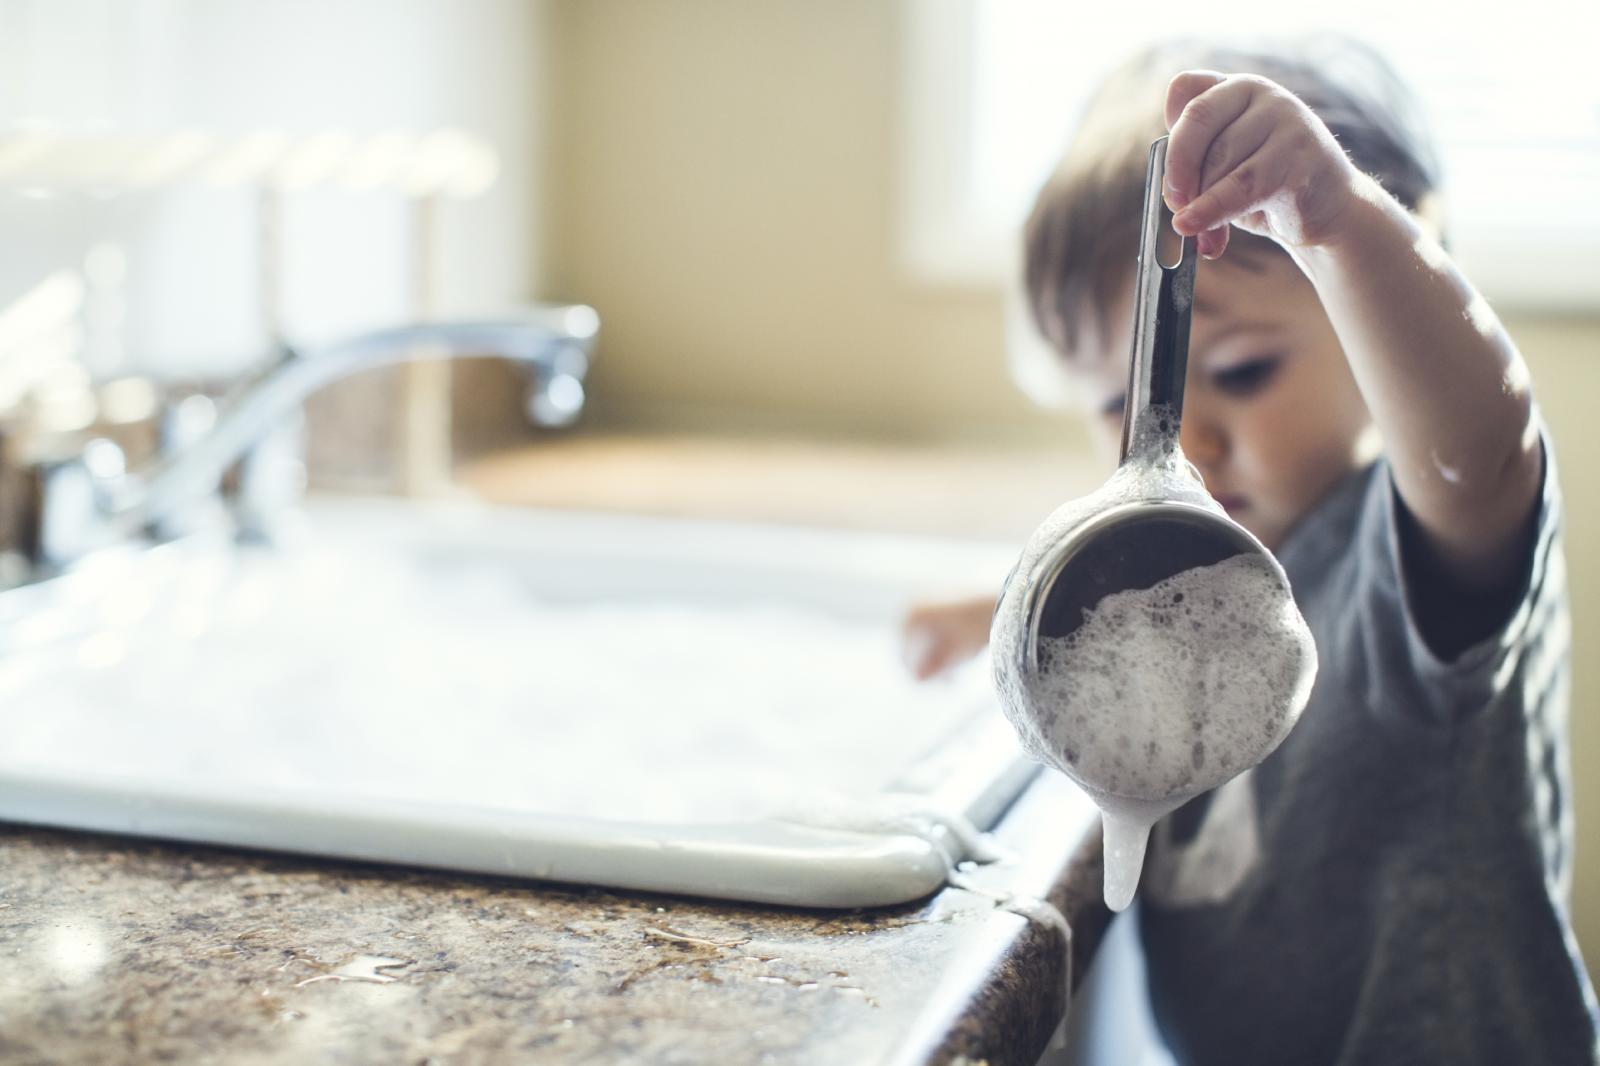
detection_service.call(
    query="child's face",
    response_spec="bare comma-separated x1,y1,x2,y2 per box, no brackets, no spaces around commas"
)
1073,249,1376,550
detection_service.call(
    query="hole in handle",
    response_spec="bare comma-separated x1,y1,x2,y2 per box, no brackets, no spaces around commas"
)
1156,200,1186,270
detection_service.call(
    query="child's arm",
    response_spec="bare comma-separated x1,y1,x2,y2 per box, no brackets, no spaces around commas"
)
1161,71,1542,606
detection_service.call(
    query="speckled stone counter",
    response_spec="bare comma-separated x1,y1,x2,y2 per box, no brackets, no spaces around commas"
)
0,772,1106,1065
1,435,1116,1064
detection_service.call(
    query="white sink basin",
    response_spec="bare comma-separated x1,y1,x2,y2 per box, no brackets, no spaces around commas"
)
0,496,1036,907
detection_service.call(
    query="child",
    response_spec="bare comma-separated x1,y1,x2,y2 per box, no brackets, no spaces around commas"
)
903,37,1600,1064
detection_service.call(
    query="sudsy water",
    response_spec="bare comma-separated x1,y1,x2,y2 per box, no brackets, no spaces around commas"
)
992,463,1317,911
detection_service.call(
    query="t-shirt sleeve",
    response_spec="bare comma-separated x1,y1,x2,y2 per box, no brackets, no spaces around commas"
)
1339,424,1564,729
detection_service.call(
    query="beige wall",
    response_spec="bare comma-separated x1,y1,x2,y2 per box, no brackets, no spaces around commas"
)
545,0,1069,442
1511,316,1600,983
544,0,1600,981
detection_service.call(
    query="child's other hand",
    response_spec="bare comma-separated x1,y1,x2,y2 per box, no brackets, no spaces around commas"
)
900,595,997,680
1162,71,1365,260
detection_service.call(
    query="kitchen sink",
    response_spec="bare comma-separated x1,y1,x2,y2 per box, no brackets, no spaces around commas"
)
0,496,1037,907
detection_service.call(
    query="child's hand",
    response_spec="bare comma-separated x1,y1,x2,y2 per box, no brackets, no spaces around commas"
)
900,595,997,680
1162,71,1366,260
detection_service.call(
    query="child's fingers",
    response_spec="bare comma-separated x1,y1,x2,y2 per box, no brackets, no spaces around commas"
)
908,617,940,675
1184,105,1275,260
1163,70,1228,133
1163,73,1249,206
1195,225,1230,260
900,611,955,679
1172,144,1285,238
902,627,941,679
1196,104,1276,206
900,597,993,679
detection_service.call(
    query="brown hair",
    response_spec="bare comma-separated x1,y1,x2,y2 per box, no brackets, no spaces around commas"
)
1024,35,1442,361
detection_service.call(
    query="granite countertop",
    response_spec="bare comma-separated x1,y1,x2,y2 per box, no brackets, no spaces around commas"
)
1,430,1115,1064
0,775,1106,1065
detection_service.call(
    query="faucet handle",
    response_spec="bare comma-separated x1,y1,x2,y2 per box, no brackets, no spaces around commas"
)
152,391,230,541
0,436,127,577
229,409,308,545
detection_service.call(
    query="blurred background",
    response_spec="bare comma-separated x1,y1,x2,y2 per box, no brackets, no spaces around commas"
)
2,0,1595,989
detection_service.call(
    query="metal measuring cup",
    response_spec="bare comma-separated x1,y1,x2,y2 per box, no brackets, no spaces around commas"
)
997,134,1287,693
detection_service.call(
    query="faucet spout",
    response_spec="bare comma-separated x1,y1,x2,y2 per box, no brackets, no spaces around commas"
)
103,307,598,537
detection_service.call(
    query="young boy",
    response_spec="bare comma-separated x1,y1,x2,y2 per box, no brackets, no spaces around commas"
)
903,38,1600,1064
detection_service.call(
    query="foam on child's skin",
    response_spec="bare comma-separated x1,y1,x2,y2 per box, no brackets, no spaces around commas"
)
992,465,1317,911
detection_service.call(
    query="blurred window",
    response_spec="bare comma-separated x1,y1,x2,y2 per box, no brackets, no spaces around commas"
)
902,0,1600,310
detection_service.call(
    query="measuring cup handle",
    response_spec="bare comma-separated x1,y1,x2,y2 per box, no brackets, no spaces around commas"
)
1119,136,1199,467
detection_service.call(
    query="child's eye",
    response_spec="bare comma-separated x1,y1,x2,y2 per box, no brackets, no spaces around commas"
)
1211,355,1281,397
1098,394,1126,418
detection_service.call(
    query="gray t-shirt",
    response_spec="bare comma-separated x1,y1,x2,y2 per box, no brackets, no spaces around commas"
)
1137,438,1600,1065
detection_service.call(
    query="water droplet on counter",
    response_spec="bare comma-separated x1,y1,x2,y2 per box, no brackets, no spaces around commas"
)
294,954,411,988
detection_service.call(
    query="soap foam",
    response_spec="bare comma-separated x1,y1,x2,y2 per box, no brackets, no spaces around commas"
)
1020,553,1312,799
992,460,1317,911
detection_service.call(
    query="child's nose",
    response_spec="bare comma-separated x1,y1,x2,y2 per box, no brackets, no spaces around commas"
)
1180,410,1228,470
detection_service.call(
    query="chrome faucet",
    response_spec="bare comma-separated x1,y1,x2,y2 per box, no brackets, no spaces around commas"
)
2,305,598,584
